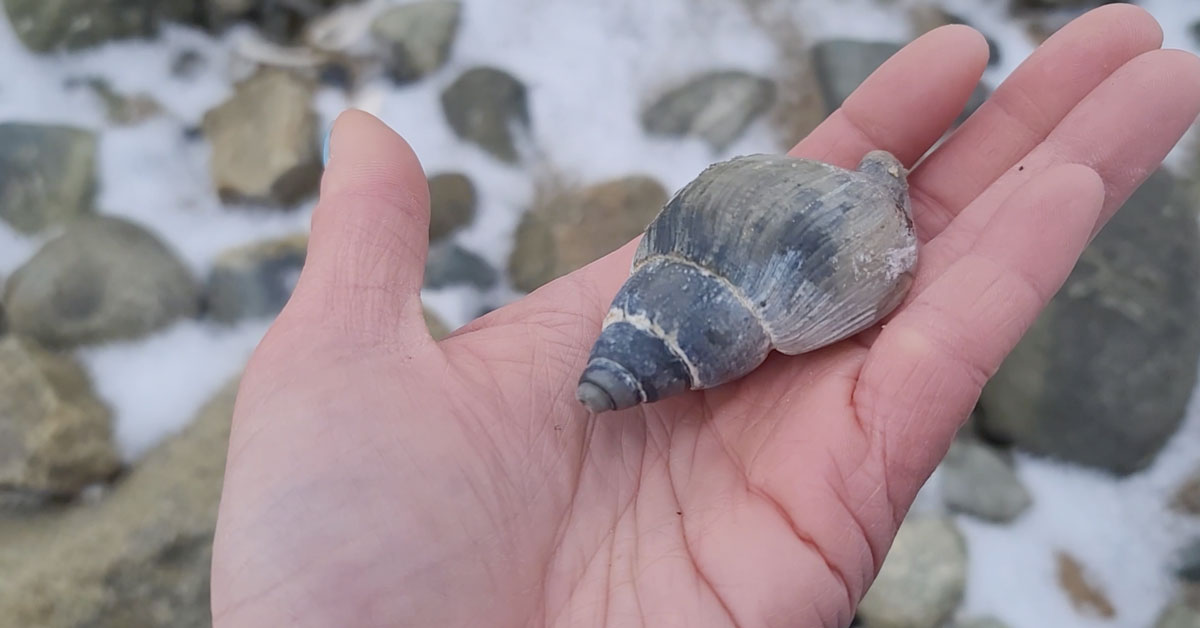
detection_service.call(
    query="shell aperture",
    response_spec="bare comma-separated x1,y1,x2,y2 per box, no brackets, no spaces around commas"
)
575,150,917,414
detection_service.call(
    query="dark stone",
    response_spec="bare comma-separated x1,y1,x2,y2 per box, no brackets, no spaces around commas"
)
0,123,96,234
4,216,199,348
423,243,497,290
170,49,206,80
1179,538,1200,583
428,172,477,243
642,70,776,151
440,67,530,163
978,169,1200,475
204,234,307,324
317,61,354,90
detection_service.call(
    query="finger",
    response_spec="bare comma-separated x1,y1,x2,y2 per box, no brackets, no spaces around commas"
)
909,3,1163,239
854,164,1106,506
910,48,1200,299
287,109,433,341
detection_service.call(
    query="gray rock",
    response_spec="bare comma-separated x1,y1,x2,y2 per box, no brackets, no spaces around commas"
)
428,172,477,243
4,216,199,348
423,242,497,290
71,77,163,126
371,0,461,83
202,68,322,206
441,67,530,163
205,233,308,324
2,0,195,52
811,40,988,125
508,175,667,292
857,516,967,628
0,336,118,496
1158,586,1200,628
1192,21,1200,51
0,377,238,627
0,123,96,235
978,169,1200,475
642,70,776,151
940,438,1031,522
1179,538,1200,582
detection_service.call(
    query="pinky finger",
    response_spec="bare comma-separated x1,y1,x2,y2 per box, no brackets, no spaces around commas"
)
853,163,1106,507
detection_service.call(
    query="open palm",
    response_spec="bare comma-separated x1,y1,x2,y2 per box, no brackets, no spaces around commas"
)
211,6,1200,627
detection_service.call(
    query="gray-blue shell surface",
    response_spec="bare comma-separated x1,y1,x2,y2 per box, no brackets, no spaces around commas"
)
576,150,918,414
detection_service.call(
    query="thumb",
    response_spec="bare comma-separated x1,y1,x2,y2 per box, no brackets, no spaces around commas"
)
287,109,432,344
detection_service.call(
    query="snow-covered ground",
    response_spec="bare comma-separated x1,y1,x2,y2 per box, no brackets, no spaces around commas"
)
1,1,1199,626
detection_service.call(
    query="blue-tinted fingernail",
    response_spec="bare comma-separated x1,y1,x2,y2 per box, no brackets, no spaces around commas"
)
322,127,331,167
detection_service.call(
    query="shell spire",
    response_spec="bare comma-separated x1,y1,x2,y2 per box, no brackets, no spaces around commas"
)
577,150,917,414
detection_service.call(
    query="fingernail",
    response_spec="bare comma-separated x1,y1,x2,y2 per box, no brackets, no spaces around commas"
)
322,127,332,167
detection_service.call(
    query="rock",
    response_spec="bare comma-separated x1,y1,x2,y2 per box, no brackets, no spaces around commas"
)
811,40,988,125
1157,586,1200,628
170,49,207,80
1057,552,1116,619
1173,469,1200,515
370,0,461,83
978,169,1200,475
508,175,667,292
202,68,322,206
70,77,163,126
204,233,308,324
909,5,1000,68
0,123,96,235
0,336,118,496
1191,21,1200,51
424,307,450,340
424,243,497,290
770,50,829,149
940,438,1031,522
856,516,967,628
4,216,198,348
428,172,477,243
2,0,195,52
642,70,776,151
0,377,237,627
441,67,530,163
1179,538,1200,582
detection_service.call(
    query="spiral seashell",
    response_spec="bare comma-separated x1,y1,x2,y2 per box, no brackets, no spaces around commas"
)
576,150,917,414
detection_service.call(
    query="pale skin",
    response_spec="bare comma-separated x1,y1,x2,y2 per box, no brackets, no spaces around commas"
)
211,6,1200,627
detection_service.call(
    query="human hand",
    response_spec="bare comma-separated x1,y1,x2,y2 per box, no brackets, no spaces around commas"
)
211,6,1200,627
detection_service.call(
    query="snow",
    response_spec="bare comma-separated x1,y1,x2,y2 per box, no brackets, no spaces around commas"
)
1,0,1199,626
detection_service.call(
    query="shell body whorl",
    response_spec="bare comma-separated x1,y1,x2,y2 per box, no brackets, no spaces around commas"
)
576,150,917,414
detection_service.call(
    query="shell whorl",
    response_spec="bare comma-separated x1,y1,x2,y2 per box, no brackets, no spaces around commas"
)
577,150,917,414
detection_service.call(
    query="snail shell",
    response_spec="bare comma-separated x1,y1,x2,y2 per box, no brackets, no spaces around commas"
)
576,150,917,414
